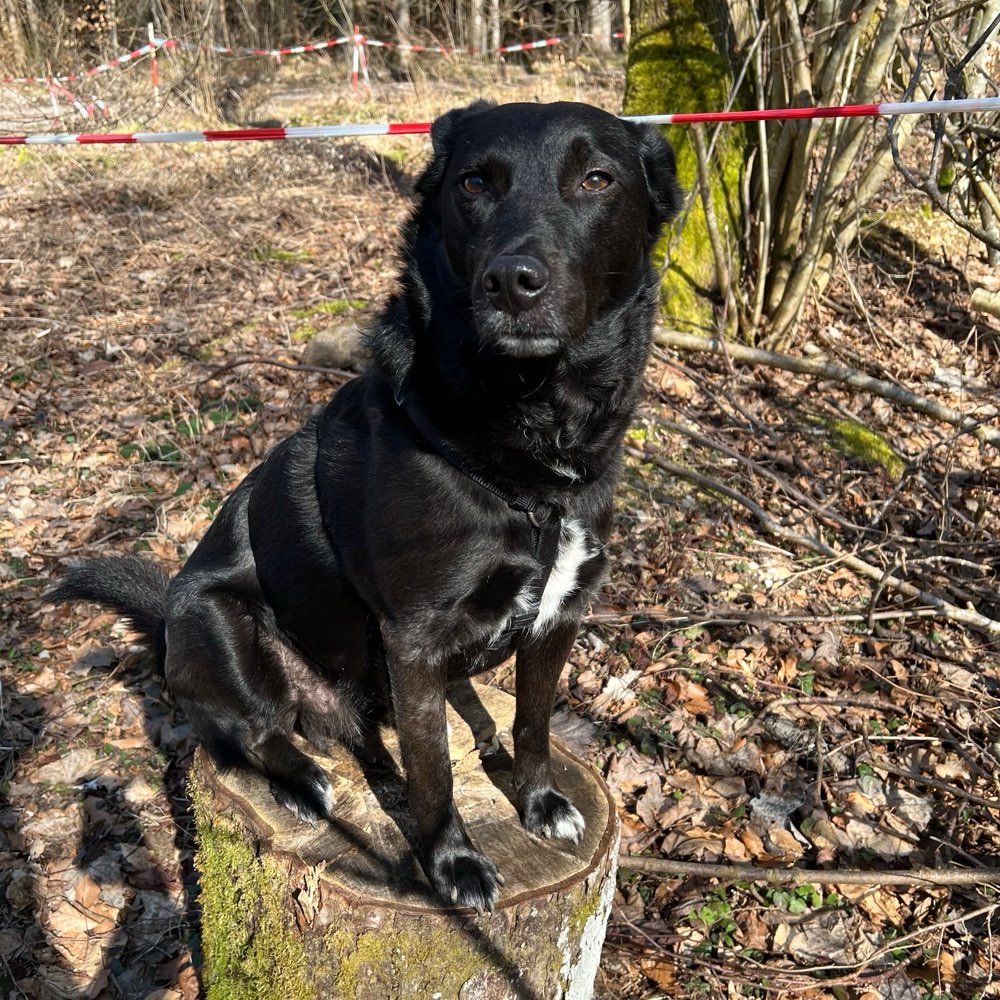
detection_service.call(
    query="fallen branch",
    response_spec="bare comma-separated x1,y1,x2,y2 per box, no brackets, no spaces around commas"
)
653,329,1000,448
583,607,942,628
649,411,882,537
628,446,1000,635
865,756,1000,811
618,855,1000,887
201,355,356,381
971,287,1000,319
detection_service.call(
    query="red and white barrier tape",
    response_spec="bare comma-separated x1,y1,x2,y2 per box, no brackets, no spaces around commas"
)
46,77,88,119
176,35,354,58
203,33,561,58
627,96,1000,125
351,28,371,92
366,36,561,55
4,29,562,86
496,37,561,54
0,122,427,145
3,97,998,147
2,39,178,86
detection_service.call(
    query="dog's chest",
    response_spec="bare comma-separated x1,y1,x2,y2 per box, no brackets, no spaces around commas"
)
524,518,599,633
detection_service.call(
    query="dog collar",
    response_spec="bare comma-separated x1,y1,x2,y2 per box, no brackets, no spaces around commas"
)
397,393,541,514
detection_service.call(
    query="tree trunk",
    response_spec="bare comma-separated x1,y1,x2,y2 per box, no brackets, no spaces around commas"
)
590,0,615,50
966,0,1000,265
189,679,620,999
393,0,412,77
623,0,745,337
764,0,910,348
471,0,487,55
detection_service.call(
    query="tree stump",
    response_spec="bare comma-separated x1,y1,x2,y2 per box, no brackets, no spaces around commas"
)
188,679,620,999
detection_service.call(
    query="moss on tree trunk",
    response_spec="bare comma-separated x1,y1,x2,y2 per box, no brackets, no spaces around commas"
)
623,0,744,334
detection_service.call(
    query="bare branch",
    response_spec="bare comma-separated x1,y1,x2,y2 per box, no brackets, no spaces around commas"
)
628,445,1000,635
619,855,1000,887
692,125,738,336
653,330,1000,448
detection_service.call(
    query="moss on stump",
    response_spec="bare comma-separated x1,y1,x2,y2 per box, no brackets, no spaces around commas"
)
189,680,620,999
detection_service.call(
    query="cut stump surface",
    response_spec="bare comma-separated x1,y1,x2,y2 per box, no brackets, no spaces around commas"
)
189,678,620,999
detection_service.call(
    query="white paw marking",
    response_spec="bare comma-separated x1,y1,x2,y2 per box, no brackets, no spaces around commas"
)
286,774,333,823
546,803,586,844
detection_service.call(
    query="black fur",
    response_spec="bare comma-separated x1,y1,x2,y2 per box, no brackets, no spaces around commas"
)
50,101,681,912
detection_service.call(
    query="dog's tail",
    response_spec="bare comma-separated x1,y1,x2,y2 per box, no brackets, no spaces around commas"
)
49,556,170,659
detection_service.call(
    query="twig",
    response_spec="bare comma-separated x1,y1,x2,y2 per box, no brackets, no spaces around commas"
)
618,855,1000,886
648,410,883,538
889,113,1000,254
583,607,943,628
628,446,1000,636
765,899,1000,982
653,329,1000,448
201,355,357,381
691,124,738,337
864,756,1000,811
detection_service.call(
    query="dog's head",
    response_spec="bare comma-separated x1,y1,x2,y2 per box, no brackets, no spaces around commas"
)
413,100,681,359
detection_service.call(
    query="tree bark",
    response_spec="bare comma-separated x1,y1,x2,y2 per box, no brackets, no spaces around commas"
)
590,0,615,50
393,0,412,76
189,680,620,999
623,0,745,336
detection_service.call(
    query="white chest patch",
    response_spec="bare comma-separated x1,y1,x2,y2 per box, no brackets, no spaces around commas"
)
531,518,596,634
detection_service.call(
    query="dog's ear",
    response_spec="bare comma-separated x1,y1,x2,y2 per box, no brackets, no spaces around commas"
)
429,100,495,158
634,125,684,241
416,100,496,198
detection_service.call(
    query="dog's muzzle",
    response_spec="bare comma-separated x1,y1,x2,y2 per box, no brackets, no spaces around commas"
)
476,253,567,357
482,254,550,315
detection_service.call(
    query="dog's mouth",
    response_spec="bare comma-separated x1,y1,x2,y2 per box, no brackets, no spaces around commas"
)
474,307,566,357
476,309,563,358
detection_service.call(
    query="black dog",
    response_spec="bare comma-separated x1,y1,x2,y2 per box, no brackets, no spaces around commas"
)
52,101,680,911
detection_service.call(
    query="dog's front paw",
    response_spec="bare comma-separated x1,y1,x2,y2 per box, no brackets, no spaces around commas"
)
269,764,333,824
429,846,503,913
521,788,586,844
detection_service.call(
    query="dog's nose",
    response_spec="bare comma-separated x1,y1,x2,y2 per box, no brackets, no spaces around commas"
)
482,255,550,314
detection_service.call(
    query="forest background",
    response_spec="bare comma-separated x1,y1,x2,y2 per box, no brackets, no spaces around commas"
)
1,1,999,998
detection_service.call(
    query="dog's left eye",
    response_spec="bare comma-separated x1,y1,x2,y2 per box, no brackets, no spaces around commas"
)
581,171,612,192
462,174,487,194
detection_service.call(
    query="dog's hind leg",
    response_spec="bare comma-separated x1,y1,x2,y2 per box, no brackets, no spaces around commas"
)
247,732,334,822
187,707,334,822
165,594,334,823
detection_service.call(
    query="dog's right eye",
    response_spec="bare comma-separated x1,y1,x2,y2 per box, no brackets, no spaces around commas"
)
461,174,487,194
581,171,613,192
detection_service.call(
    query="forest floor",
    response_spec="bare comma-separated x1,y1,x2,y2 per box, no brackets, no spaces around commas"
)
2,53,1000,1000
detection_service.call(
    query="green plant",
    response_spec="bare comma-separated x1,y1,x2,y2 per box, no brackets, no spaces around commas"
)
688,887,738,950
766,883,822,914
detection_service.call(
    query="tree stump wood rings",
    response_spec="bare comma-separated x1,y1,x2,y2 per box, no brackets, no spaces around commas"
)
188,678,620,999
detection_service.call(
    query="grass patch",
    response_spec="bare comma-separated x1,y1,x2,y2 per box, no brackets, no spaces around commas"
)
251,246,313,263
289,299,366,320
